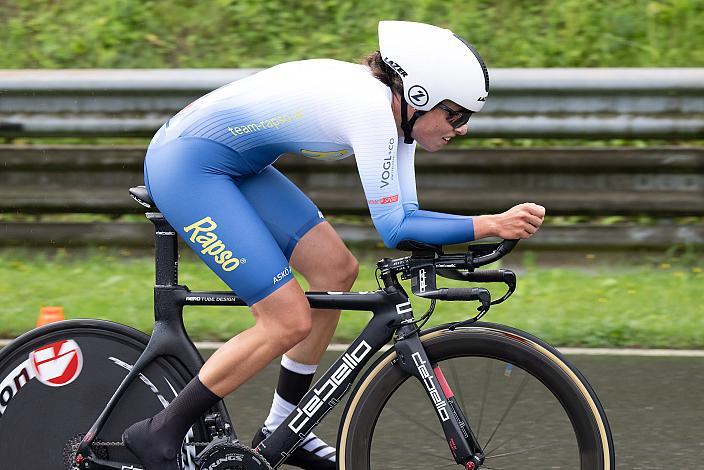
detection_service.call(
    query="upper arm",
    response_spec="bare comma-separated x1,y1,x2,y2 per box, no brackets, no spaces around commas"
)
396,142,419,214
352,137,407,247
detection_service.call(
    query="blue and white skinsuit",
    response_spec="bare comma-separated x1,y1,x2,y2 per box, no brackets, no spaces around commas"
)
145,59,476,305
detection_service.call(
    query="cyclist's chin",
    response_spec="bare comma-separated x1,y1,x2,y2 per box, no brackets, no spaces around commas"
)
415,137,443,152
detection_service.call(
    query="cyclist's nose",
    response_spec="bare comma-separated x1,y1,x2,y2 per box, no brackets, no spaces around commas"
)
455,124,469,136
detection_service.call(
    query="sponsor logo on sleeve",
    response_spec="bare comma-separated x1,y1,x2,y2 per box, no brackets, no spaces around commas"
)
380,138,396,189
367,194,399,205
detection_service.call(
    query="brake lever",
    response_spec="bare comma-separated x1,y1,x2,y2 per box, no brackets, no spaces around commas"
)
490,270,517,306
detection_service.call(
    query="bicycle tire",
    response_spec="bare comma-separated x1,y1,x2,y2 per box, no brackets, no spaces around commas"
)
338,322,614,469
0,319,209,470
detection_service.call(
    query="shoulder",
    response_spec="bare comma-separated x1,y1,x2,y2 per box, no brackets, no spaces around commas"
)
275,60,391,102
280,60,396,137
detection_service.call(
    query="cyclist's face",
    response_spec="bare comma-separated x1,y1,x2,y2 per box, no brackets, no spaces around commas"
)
412,101,469,152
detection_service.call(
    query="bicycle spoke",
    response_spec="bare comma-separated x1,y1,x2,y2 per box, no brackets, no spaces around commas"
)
482,371,530,450
476,356,493,440
373,439,455,467
484,399,551,457
446,359,468,417
415,450,455,462
439,461,502,469
439,458,487,468
386,401,446,441
485,442,562,460
438,462,464,468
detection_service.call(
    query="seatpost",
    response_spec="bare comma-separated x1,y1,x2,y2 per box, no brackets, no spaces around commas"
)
146,212,179,286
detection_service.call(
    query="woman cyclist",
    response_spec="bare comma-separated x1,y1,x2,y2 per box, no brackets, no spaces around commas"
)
122,20,546,470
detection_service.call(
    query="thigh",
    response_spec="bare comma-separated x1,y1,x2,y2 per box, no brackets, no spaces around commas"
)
236,165,326,260
144,139,296,306
288,221,356,286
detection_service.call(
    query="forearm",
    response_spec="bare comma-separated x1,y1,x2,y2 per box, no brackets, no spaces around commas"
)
472,214,498,239
375,209,475,247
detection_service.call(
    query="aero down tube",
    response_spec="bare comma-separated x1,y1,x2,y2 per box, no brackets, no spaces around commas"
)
256,304,400,467
394,334,484,467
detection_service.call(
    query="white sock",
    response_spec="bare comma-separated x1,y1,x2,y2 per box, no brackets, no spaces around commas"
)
263,391,295,432
263,356,336,462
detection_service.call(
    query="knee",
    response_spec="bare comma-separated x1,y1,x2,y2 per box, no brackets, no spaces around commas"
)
345,255,360,287
285,310,313,347
313,251,359,290
264,302,313,352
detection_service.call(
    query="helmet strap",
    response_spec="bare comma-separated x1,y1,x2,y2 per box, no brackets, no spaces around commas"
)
400,95,425,144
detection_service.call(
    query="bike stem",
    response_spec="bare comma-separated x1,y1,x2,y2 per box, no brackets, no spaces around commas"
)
394,325,485,468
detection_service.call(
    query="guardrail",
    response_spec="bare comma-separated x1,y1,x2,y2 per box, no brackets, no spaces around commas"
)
1,68,702,249
1,144,702,249
1,68,704,138
2,146,702,216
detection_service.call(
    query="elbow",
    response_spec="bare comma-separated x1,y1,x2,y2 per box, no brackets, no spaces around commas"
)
376,224,401,249
372,211,406,249
380,232,398,249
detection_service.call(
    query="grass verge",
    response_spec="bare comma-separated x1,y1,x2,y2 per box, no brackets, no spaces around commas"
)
0,248,702,348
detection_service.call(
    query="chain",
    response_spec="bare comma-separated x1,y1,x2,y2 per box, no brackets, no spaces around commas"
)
67,440,270,470
88,440,213,447
66,439,215,470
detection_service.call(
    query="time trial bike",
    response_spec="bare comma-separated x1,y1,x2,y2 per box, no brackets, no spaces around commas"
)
0,186,614,469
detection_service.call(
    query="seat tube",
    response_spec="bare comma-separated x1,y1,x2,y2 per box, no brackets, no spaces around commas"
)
394,331,484,468
147,212,179,286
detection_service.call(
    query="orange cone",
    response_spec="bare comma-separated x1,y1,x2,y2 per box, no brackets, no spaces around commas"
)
37,306,65,327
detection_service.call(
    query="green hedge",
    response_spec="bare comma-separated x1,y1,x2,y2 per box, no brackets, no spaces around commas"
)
1,247,703,347
1,0,703,69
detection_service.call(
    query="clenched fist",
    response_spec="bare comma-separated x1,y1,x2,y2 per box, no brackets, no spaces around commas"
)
474,203,546,240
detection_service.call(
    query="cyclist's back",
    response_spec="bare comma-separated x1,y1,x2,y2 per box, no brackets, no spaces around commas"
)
151,58,394,170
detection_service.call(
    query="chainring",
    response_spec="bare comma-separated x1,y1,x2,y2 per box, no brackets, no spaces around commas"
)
196,441,273,470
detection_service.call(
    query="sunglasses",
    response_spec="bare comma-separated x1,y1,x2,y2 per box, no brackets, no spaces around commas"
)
435,103,473,129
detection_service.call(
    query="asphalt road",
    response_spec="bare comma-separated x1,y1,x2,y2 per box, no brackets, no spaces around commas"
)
0,338,698,468
210,348,704,469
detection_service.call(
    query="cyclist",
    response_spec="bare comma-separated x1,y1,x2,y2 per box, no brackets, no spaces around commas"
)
122,20,545,470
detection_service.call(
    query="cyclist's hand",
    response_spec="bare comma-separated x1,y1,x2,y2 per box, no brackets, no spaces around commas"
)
493,203,545,239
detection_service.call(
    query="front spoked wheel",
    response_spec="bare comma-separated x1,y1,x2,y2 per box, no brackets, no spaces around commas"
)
339,323,614,469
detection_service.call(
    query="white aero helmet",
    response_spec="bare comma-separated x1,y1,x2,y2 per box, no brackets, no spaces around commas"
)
378,20,489,142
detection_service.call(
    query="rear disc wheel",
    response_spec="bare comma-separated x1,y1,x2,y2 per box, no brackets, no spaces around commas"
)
0,319,208,470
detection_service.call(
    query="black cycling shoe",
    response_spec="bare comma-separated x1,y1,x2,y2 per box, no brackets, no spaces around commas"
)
252,427,336,470
122,417,182,470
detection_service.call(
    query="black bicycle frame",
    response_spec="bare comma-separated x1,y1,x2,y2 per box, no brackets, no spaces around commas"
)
76,211,484,469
